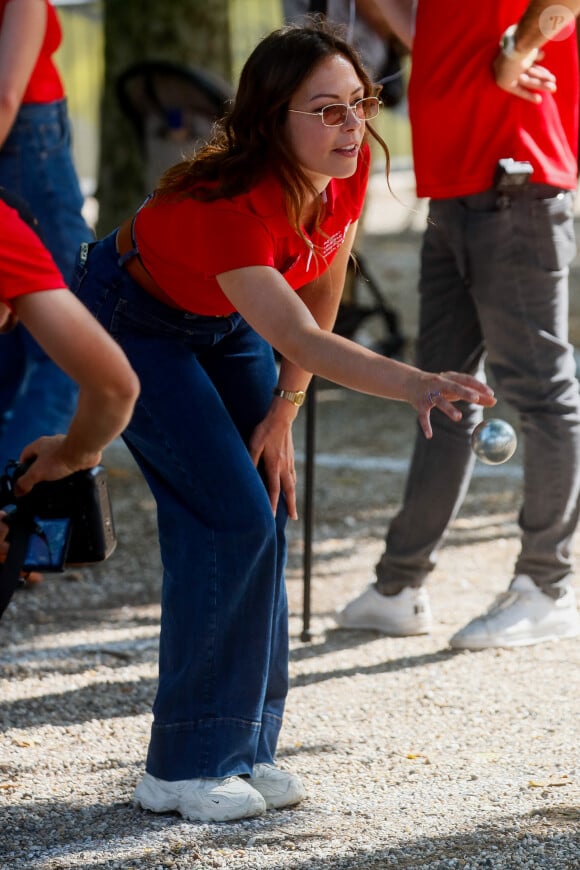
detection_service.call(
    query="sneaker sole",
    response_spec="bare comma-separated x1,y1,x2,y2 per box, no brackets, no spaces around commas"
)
249,783,306,810
449,623,580,651
134,782,266,823
334,614,432,636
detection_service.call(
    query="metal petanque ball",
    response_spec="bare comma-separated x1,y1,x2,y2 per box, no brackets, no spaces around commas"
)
471,418,517,465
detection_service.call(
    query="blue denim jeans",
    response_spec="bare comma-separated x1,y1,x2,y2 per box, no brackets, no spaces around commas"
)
376,186,580,594
0,99,93,468
73,232,289,780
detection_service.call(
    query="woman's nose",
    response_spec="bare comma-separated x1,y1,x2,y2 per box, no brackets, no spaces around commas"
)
342,106,362,129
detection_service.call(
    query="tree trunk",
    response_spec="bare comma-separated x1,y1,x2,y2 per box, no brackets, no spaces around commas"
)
97,0,231,234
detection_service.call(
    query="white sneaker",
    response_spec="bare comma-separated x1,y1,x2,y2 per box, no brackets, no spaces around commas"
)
334,583,433,635
134,772,266,822
248,763,306,809
449,575,580,650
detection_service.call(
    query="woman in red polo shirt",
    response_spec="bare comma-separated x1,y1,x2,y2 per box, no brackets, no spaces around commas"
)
73,19,495,823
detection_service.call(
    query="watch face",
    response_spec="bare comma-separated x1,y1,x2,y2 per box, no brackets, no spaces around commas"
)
502,33,515,54
500,24,518,57
273,387,307,406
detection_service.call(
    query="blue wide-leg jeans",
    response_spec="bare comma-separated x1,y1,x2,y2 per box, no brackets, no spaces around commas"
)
376,186,580,594
73,233,289,780
0,99,93,467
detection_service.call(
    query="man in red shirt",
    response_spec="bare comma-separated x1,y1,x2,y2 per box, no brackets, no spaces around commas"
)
338,0,580,649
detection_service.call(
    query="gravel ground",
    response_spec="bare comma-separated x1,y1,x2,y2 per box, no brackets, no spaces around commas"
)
1,388,580,870
2,203,580,869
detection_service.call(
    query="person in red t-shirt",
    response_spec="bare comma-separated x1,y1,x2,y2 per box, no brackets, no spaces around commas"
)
72,19,494,823
0,189,138,495
0,0,94,478
338,0,580,650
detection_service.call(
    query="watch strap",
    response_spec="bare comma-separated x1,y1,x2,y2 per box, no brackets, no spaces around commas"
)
499,23,537,61
273,387,306,407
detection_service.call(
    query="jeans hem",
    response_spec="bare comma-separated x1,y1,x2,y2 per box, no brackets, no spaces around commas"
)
146,716,283,780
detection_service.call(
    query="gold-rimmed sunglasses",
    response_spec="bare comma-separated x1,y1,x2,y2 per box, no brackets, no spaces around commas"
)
288,96,382,127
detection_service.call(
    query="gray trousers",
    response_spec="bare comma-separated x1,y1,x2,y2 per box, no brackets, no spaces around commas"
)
376,185,580,594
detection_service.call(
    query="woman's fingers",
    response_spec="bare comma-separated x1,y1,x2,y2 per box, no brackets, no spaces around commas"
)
436,371,496,406
416,371,496,440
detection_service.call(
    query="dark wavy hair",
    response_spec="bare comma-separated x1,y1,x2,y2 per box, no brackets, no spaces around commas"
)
154,17,391,237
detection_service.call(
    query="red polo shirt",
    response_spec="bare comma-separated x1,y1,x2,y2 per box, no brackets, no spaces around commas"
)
0,199,65,304
134,144,371,315
408,0,578,198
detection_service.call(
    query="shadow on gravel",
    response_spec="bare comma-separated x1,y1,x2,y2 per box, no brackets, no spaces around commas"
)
290,646,455,689
0,676,156,731
1,639,456,729
271,813,580,870
2,798,578,869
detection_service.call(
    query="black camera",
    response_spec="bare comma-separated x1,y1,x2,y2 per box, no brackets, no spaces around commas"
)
494,158,534,192
0,461,117,572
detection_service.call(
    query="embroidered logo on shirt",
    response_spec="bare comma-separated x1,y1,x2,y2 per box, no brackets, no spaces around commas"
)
321,221,351,259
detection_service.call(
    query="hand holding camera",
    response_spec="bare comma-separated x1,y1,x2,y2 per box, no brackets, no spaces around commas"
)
15,433,103,497
0,458,117,619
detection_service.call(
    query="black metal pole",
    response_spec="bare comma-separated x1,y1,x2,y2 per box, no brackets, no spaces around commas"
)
301,376,317,642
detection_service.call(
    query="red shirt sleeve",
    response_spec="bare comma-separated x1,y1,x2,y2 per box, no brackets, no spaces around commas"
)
0,201,66,303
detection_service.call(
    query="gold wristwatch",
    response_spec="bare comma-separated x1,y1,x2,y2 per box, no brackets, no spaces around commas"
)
273,387,306,407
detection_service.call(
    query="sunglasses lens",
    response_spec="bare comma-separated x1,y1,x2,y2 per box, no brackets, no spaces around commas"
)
322,105,348,126
359,98,379,119
321,99,380,125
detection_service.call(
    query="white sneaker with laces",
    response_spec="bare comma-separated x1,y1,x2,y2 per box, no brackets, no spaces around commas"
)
133,772,266,822
334,583,433,635
449,575,580,650
248,763,306,809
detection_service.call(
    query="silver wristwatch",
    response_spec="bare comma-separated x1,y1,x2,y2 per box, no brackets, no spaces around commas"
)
499,24,527,60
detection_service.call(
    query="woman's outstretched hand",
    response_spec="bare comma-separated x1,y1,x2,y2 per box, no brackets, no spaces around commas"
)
410,371,496,439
